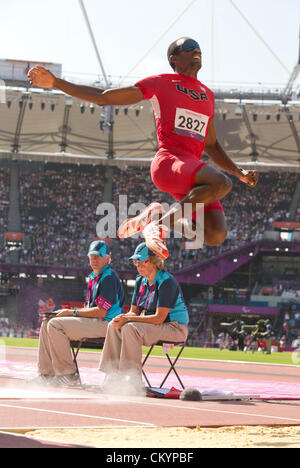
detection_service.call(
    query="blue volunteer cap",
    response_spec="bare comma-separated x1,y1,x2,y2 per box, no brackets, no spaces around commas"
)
129,242,156,262
87,240,110,258
167,37,201,60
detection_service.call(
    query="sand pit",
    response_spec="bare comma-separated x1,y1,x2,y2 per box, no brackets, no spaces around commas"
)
24,425,300,448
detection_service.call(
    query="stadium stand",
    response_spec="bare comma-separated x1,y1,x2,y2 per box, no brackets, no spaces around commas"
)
0,158,299,346
15,163,297,272
18,162,106,266
111,167,299,271
0,168,10,233
1,71,300,348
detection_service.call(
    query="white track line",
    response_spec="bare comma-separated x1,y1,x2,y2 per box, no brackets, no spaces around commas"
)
0,403,155,427
116,398,300,424
0,399,299,427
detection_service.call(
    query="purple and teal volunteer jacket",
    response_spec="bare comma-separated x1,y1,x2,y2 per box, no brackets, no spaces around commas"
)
131,271,189,326
87,265,125,321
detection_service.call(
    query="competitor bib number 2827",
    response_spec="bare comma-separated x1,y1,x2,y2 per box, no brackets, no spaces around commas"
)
174,108,209,142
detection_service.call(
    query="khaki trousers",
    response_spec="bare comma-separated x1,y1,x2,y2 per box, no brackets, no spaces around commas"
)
99,321,188,377
38,317,108,376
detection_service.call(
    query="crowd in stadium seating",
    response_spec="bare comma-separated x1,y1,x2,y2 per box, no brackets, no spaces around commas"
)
18,164,106,266
0,169,9,233
0,168,10,263
0,162,299,348
111,167,298,271
0,164,296,272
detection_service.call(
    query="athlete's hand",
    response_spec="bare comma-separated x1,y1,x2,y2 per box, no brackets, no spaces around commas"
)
238,169,258,188
28,66,56,88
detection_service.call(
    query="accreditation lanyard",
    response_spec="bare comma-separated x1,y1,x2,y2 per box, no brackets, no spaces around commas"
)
136,282,156,315
87,268,106,303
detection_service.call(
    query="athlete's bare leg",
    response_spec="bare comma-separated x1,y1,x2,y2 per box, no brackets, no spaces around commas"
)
204,209,227,246
189,164,232,205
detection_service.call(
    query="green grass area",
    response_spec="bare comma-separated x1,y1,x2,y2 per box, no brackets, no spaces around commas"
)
0,337,40,349
176,347,299,366
1,337,299,366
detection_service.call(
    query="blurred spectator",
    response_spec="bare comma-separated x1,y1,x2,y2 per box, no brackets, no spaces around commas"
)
292,335,300,349
279,335,286,352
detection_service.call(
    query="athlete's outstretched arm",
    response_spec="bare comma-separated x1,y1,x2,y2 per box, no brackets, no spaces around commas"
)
28,66,143,106
204,119,258,187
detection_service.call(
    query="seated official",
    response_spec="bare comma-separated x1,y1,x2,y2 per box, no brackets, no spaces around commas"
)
99,242,189,394
33,240,125,387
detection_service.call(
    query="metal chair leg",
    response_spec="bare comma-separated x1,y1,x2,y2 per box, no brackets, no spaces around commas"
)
70,339,83,385
160,346,185,389
142,343,185,389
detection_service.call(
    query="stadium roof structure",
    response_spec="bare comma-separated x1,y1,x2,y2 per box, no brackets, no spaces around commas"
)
1,0,300,170
0,84,300,171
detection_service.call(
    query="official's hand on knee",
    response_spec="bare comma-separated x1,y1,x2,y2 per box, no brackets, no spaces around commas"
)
112,314,127,329
55,309,72,317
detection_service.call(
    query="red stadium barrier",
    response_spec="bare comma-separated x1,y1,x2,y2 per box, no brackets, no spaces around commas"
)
61,301,85,309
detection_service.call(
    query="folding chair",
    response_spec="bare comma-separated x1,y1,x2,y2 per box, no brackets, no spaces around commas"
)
142,340,186,389
70,337,105,385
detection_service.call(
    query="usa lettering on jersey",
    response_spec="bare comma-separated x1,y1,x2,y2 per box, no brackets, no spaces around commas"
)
176,84,208,101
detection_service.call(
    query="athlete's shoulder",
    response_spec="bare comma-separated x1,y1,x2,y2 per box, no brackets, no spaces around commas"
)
198,81,215,97
137,73,178,83
134,75,162,96
136,73,170,84
157,73,179,79
156,73,186,83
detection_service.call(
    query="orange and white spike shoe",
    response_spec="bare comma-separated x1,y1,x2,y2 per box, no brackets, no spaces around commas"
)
117,202,164,239
143,223,169,260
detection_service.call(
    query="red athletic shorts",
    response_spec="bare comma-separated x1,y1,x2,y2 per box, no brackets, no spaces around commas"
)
151,150,224,215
